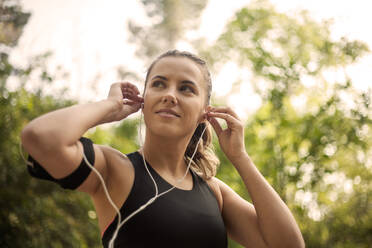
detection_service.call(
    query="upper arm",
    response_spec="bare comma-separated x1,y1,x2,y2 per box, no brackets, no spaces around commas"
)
75,142,108,194
21,130,108,195
214,178,268,248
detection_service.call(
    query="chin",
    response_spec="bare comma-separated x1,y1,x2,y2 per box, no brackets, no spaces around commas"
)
145,120,191,139
151,124,182,138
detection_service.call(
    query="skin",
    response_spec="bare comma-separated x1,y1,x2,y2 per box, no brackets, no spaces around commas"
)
141,57,208,182
21,56,305,247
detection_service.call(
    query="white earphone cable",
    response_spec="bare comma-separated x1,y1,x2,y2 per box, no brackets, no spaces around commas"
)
88,109,207,248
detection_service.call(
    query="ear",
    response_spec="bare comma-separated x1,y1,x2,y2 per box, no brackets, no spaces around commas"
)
198,105,211,124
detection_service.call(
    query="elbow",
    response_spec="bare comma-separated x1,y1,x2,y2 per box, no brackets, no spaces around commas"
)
21,125,39,150
21,125,57,152
21,125,45,154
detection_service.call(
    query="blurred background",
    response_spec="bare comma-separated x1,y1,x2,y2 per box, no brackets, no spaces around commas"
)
1,0,371,247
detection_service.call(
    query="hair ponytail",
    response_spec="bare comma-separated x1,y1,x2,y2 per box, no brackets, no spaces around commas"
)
184,122,219,180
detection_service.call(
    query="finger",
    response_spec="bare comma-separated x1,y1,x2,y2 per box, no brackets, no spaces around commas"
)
207,112,239,127
209,106,240,120
121,86,140,100
207,116,223,136
122,88,143,102
122,91,139,100
128,83,140,95
120,82,140,95
126,94,144,103
123,99,134,105
121,85,137,97
123,99,141,106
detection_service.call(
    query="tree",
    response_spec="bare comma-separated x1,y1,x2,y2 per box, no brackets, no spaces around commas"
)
4,0,371,246
1,1,101,247
125,0,372,247
202,1,371,247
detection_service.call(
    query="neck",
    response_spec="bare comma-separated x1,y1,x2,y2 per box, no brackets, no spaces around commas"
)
141,130,192,178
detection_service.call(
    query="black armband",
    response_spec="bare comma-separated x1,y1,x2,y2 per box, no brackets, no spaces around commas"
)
27,137,95,190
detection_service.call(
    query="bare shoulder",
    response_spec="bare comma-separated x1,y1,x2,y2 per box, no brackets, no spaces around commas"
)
89,145,136,231
95,144,134,183
97,144,131,166
77,143,134,194
205,176,231,195
205,176,224,212
205,177,242,212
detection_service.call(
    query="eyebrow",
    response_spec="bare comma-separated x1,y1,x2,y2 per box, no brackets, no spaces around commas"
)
151,75,168,81
151,75,198,88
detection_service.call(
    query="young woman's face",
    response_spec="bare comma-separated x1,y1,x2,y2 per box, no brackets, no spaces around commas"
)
143,56,208,139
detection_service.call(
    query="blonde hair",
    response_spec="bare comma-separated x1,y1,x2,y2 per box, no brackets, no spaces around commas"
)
144,50,219,180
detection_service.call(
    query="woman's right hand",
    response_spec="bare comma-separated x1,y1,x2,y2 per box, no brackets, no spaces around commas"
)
107,82,144,122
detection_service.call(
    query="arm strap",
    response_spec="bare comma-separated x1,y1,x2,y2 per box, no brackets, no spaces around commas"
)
27,137,95,190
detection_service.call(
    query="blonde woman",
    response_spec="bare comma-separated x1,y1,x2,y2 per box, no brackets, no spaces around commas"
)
21,50,304,247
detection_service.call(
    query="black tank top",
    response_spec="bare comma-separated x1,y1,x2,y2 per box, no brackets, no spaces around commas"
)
101,151,228,248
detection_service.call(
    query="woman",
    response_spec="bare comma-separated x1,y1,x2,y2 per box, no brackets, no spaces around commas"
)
21,50,304,247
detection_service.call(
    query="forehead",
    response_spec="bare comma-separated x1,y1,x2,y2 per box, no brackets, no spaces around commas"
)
148,56,205,87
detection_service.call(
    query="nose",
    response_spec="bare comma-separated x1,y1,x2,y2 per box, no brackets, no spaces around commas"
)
161,88,178,105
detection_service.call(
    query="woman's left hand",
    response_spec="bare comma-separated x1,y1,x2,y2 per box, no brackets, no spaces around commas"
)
206,106,247,163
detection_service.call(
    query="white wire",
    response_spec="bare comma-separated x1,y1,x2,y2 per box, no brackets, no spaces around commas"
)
19,142,34,167
19,109,207,248
107,110,207,247
18,139,123,247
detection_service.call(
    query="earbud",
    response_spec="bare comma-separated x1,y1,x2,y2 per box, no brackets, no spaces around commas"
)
204,106,213,122
141,102,144,109
200,108,210,123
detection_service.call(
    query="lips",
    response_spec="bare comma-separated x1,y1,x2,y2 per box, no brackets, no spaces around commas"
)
155,109,180,117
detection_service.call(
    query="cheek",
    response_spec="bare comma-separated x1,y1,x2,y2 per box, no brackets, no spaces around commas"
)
143,91,154,108
185,101,204,122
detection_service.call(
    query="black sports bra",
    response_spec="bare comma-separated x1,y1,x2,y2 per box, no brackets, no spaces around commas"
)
101,151,228,248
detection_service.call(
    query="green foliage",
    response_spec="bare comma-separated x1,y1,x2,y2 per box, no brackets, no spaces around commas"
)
0,1,101,247
2,0,371,247
0,85,105,247
86,118,140,154
208,1,372,247
0,86,140,247
202,1,368,97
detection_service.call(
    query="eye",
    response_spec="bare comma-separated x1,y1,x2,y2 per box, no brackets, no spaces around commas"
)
152,80,165,88
180,85,195,94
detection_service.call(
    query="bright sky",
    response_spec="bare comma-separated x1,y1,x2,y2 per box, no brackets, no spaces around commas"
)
10,0,372,119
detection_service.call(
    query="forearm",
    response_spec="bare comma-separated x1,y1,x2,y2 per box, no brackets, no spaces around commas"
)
232,154,304,248
22,99,121,148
